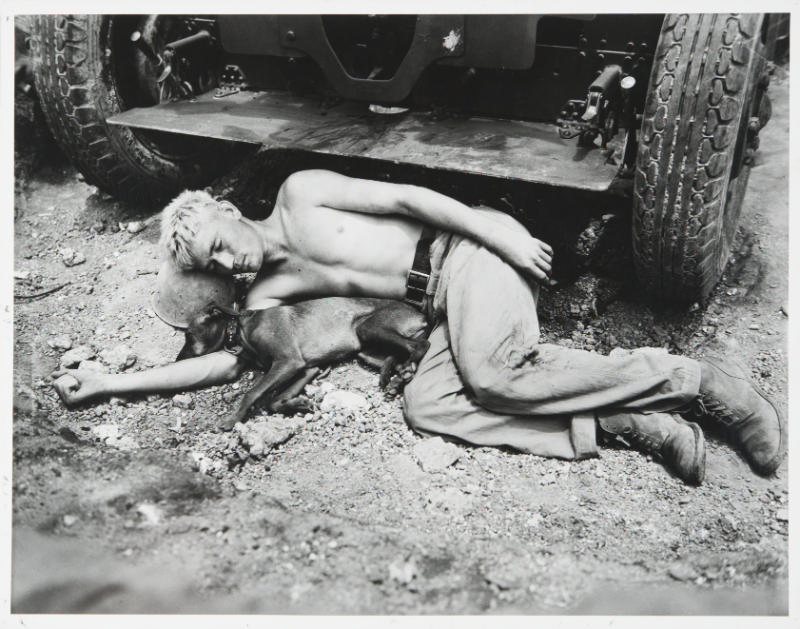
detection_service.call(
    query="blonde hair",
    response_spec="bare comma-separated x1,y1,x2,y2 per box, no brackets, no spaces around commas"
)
160,190,222,269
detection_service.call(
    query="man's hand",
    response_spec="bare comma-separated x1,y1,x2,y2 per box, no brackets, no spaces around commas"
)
52,369,107,407
495,229,555,286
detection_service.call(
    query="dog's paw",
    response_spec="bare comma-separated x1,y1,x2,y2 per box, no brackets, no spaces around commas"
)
271,395,315,416
219,415,243,432
382,359,419,397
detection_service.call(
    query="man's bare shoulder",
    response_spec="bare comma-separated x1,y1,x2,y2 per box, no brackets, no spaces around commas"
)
280,169,343,202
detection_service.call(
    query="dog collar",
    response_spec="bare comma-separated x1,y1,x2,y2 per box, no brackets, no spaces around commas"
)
223,316,243,356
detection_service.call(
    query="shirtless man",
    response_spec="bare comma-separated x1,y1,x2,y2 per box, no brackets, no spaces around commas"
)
54,170,784,484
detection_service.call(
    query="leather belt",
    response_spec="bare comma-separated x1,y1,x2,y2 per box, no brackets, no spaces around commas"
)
405,226,435,308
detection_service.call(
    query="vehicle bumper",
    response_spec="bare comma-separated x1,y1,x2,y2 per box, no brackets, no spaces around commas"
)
109,89,624,192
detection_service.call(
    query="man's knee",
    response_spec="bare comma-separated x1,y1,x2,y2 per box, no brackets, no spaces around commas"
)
457,344,537,409
461,371,504,409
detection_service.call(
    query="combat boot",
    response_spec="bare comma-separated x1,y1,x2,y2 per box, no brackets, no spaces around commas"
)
685,356,785,476
598,412,705,485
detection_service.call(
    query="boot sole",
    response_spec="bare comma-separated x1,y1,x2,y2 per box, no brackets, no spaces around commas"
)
676,416,706,485
702,356,785,476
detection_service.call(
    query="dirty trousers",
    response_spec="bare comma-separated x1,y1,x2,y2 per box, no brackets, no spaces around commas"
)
403,230,702,460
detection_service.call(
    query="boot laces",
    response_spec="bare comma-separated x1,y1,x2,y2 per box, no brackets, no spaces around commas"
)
621,426,660,453
695,394,742,428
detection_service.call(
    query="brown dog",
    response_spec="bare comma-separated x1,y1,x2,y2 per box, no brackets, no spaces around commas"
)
178,297,429,430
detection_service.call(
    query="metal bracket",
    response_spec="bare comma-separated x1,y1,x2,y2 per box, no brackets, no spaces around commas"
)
214,65,248,98
557,64,624,148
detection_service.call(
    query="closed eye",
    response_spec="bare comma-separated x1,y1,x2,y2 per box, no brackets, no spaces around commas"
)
206,240,220,272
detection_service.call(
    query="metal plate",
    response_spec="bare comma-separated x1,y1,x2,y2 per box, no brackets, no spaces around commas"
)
109,90,623,191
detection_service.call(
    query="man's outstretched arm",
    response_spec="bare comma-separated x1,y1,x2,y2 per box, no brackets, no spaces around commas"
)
53,351,244,407
286,169,554,285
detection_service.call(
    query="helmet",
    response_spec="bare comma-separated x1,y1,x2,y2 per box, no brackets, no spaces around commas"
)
152,260,236,328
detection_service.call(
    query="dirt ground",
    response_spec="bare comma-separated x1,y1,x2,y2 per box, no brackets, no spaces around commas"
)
10,64,789,615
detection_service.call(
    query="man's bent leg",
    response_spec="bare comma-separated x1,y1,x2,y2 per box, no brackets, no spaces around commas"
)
404,323,598,460
442,237,701,416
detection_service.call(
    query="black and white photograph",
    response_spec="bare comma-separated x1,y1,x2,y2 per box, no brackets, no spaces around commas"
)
8,10,793,617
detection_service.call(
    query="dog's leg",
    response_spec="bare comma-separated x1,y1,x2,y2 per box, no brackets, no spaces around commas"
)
357,314,430,387
267,367,320,415
221,359,304,431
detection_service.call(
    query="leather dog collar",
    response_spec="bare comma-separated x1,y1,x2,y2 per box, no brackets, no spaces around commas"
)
223,316,244,356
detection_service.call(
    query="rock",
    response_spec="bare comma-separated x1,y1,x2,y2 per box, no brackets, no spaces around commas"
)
236,418,300,457
388,556,418,585
190,451,223,475
318,382,336,396
114,436,139,452
539,473,556,485
172,393,194,409
221,390,238,403
668,563,699,582
62,515,78,527
126,220,146,234
75,360,107,374
58,427,81,443
47,334,73,351
427,487,474,514
59,247,86,267
93,424,120,441
59,345,94,368
136,503,163,526
482,554,535,590
90,424,138,451
719,514,738,532
525,514,543,529
100,344,136,371
320,390,369,413
13,386,39,415
386,453,426,482
776,509,789,522
413,437,461,472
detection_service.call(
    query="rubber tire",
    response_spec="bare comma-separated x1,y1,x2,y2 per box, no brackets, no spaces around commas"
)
632,14,768,302
29,15,230,204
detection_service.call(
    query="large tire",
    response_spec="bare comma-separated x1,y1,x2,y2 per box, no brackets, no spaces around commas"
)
632,14,771,302
29,15,231,204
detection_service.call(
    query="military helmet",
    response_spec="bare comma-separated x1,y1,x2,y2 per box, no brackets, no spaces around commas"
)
152,260,236,328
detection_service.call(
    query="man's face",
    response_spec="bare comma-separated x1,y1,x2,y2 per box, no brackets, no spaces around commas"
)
190,211,264,275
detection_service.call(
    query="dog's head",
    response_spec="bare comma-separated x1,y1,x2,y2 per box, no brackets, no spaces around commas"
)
176,304,238,361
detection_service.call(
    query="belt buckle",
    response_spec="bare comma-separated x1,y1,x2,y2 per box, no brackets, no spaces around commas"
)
405,270,429,308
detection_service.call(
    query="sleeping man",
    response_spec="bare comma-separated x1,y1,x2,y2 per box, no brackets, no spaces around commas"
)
54,169,785,485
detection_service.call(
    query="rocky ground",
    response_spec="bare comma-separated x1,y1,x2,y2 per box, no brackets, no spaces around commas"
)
11,64,789,615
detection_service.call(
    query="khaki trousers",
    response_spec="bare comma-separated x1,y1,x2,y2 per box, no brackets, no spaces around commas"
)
403,217,701,459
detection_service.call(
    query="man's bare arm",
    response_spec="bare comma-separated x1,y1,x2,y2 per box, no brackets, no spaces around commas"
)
286,170,554,284
53,351,244,407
